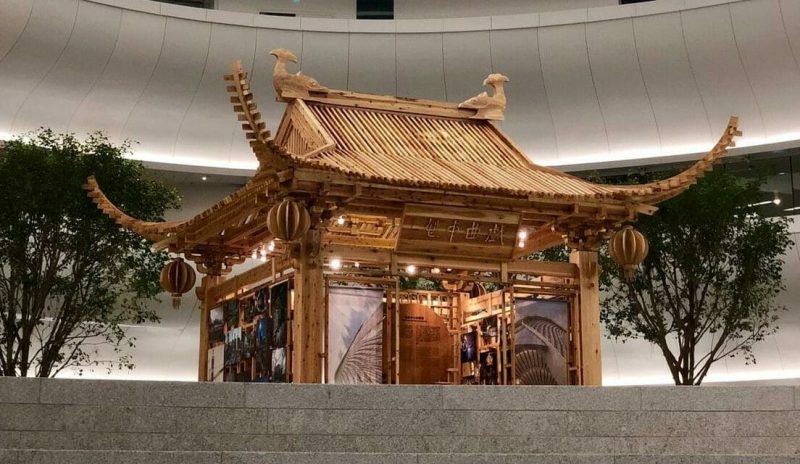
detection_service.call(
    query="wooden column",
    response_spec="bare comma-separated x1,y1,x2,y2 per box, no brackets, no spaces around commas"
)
292,227,325,383
197,274,223,381
570,250,602,386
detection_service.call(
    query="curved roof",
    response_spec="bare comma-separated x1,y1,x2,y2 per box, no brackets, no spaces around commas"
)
1,0,799,173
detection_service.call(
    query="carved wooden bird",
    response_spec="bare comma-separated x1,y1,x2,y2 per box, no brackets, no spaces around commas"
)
458,73,510,120
269,48,328,99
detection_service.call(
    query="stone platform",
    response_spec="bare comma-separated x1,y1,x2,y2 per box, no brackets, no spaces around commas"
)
1,378,799,463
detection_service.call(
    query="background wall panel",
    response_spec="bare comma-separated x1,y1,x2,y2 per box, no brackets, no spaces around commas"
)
348,33,396,96
538,24,608,161
395,33,446,101
0,0,78,134
632,12,711,153
681,4,765,144
489,27,557,161
0,0,35,61
68,10,166,141
586,18,660,156
174,23,257,166
441,31,492,102
730,0,800,139
122,18,212,161
300,31,350,91
13,1,121,134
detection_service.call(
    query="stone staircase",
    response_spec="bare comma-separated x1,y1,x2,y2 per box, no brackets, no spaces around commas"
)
1,377,799,463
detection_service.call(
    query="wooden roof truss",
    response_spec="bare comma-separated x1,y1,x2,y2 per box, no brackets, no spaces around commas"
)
85,53,742,276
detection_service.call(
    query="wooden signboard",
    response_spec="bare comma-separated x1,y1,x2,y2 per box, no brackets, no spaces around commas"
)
397,303,452,384
396,204,520,260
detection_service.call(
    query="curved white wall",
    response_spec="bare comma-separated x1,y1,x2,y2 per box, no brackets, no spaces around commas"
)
215,0,617,19
1,0,799,173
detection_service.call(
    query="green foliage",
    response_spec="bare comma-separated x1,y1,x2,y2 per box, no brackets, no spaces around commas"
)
0,130,180,377
601,169,792,385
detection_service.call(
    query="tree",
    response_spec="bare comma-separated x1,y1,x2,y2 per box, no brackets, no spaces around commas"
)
601,169,792,385
0,130,180,377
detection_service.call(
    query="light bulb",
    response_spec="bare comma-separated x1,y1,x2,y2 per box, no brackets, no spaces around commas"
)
518,240,525,248
336,215,345,225
431,267,441,274
406,264,417,275
268,240,275,252
517,230,528,240
354,262,360,268
330,258,342,270
773,197,782,205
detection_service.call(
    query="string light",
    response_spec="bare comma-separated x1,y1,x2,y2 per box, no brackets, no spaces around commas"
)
329,258,342,270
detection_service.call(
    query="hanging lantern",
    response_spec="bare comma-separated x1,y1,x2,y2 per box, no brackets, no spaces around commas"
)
160,257,197,309
609,225,649,282
266,198,311,242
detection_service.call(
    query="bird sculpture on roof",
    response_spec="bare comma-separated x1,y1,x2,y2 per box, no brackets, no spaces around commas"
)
458,73,510,120
270,48,328,99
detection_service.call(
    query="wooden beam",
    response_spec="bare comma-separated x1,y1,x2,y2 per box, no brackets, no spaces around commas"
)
570,250,602,386
197,274,224,382
292,227,325,383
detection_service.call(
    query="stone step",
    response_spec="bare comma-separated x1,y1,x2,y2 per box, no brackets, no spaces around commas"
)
1,450,799,464
2,431,800,455
3,378,798,412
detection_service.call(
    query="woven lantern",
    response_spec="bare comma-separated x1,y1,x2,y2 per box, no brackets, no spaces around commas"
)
266,198,311,242
160,257,196,309
609,226,649,282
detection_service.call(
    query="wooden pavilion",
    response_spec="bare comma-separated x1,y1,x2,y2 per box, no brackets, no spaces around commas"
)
86,48,741,386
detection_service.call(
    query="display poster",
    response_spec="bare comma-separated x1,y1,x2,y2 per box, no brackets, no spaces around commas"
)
460,331,477,363
206,344,224,382
209,307,224,344
513,298,569,385
398,303,452,385
269,281,290,381
327,286,385,384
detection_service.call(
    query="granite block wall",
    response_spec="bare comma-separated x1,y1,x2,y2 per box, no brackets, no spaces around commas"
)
1,378,799,463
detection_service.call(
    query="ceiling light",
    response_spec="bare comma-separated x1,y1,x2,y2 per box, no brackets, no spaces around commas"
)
329,259,342,270
201,175,208,181
517,230,528,240
405,264,416,275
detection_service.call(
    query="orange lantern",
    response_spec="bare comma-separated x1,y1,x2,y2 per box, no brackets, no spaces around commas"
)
160,257,196,309
266,198,311,242
609,226,649,281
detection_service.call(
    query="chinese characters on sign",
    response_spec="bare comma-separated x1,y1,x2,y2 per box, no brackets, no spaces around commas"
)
426,219,505,245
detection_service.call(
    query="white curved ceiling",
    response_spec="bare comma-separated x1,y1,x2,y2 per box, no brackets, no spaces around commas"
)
1,0,799,173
